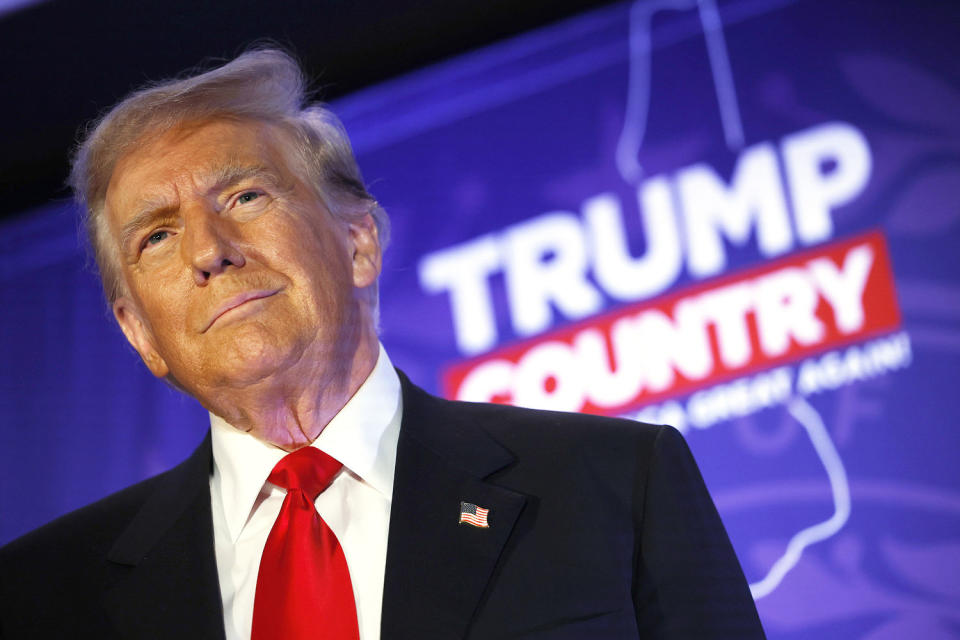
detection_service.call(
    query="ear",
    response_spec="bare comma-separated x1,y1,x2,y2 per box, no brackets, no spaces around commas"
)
113,297,171,378
348,212,382,289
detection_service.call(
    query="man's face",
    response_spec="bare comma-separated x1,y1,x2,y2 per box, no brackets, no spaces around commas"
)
103,118,381,398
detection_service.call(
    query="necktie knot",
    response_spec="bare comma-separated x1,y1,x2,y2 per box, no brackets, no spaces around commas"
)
268,446,342,500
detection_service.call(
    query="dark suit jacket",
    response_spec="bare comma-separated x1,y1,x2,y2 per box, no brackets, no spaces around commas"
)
0,373,764,639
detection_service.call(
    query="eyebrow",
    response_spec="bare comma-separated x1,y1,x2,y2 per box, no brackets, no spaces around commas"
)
117,163,283,253
206,163,282,193
118,200,177,254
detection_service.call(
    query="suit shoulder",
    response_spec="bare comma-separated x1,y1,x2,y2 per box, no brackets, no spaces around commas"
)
0,469,175,634
434,398,682,493
2,432,210,565
444,395,667,449
399,368,670,449
1,465,175,564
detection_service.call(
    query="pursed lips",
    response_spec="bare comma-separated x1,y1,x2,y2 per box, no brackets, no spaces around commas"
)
202,289,281,332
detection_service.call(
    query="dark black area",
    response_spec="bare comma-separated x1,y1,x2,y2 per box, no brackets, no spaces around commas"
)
0,0,620,220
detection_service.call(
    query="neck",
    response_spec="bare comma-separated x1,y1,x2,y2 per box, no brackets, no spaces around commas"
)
200,329,380,451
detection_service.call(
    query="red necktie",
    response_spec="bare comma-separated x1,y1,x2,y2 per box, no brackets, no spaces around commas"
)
251,447,360,640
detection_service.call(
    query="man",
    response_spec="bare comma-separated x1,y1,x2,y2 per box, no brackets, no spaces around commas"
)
0,49,765,639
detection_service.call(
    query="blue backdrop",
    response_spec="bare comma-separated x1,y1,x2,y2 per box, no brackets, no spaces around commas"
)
2,1,959,637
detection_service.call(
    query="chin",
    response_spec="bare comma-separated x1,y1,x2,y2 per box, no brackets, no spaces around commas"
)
200,329,307,388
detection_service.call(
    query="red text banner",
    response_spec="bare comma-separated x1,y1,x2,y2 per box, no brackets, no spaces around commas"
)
443,230,901,416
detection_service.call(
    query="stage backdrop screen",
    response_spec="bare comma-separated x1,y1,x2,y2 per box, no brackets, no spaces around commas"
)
2,1,958,637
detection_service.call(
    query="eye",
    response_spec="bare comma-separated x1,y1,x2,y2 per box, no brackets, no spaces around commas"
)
146,230,169,246
236,191,261,205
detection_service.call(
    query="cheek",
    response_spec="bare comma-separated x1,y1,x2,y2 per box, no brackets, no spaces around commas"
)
138,239,180,270
130,245,185,290
294,256,356,333
271,216,353,287
135,282,192,340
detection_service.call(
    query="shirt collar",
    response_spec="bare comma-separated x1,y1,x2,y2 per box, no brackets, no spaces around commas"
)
210,343,402,543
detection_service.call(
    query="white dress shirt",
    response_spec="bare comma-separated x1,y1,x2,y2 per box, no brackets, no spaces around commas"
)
209,344,402,640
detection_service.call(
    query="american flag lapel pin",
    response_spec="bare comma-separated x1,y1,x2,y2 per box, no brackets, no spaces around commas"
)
459,501,490,528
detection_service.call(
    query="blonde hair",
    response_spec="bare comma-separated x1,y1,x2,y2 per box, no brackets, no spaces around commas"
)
69,48,389,303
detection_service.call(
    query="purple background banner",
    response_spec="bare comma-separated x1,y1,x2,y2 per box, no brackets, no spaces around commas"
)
2,1,959,637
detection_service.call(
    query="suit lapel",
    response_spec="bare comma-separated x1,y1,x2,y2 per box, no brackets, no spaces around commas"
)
381,374,527,640
103,434,225,640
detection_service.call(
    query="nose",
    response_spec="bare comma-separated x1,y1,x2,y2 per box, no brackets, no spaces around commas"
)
181,207,246,285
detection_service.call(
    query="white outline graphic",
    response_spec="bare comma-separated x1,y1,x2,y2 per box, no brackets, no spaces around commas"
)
697,0,745,150
749,397,852,598
617,0,745,183
615,0,850,599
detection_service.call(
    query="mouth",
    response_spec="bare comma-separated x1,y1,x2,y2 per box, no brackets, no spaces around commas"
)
203,289,281,332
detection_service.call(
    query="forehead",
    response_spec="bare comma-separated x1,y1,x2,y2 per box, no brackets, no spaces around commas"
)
104,118,295,216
